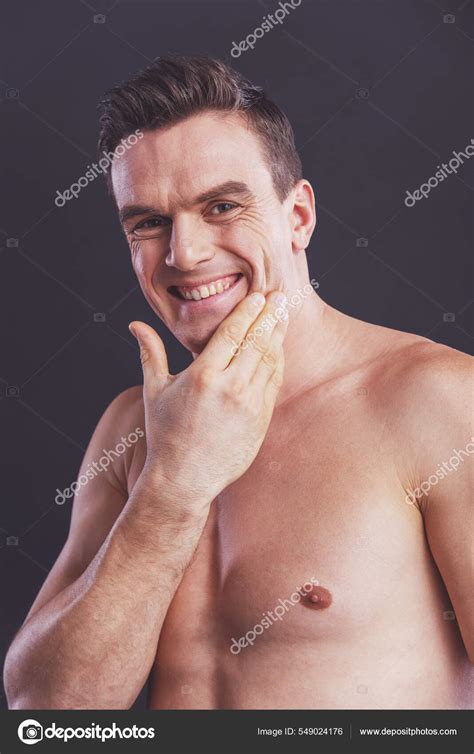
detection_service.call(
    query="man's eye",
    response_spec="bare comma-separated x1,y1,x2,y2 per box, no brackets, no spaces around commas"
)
210,202,237,215
128,216,170,238
134,217,165,231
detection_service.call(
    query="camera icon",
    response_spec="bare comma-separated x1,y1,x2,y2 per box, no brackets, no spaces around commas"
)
18,719,43,744
356,237,368,248
443,312,455,322
93,312,106,322
6,385,19,397
94,13,106,23
6,87,19,99
443,14,455,23
7,535,19,546
7,238,19,248
356,88,369,100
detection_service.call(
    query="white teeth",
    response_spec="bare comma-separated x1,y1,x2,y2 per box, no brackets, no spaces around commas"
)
177,276,237,300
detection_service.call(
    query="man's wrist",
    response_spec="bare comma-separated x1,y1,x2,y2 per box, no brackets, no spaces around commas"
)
137,459,213,523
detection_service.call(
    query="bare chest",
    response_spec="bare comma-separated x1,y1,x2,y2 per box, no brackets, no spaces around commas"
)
155,411,440,653
146,400,470,709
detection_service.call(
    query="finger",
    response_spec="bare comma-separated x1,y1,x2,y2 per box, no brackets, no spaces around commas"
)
198,291,266,370
228,291,288,379
258,346,285,407
129,321,170,395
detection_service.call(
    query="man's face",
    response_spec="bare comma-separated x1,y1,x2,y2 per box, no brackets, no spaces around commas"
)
112,111,297,353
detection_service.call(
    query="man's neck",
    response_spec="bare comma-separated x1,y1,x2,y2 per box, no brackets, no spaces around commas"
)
275,289,349,408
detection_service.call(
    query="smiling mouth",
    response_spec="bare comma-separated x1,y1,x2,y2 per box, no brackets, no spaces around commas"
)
168,273,243,301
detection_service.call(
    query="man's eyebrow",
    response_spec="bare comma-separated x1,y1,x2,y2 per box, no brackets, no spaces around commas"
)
119,181,253,225
193,181,254,204
119,205,157,225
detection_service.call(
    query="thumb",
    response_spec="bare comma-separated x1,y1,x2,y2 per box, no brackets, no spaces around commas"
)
129,321,169,392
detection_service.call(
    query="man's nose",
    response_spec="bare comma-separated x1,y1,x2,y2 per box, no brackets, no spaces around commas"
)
166,223,214,270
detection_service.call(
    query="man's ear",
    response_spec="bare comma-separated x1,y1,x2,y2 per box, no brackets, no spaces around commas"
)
289,180,316,253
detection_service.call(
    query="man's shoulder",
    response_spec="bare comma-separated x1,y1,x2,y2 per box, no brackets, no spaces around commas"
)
331,314,470,400
87,386,146,493
92,386,145,462
372,334,472,410
105,385,145,425
365,330,472,463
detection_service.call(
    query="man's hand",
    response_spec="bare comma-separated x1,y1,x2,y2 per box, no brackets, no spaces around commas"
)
129,291,288,516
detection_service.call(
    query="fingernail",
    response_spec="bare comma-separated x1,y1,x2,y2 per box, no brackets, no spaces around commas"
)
251,292,265,308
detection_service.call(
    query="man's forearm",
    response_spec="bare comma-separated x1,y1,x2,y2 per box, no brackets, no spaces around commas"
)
4,471,210,709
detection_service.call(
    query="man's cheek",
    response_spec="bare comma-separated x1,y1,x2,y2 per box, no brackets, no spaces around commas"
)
134,244,162,284
130,241,148,274
220,226,265,291
239,248,267,293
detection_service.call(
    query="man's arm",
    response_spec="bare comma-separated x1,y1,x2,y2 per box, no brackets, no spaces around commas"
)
397,345,474,661
420,352,473,661
3,290,288,708
3,388,211,709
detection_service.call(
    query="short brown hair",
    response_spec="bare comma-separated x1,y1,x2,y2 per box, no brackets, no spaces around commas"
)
98,55,302,202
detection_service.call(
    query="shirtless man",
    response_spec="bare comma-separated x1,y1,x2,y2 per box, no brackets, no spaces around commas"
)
4,56,473,710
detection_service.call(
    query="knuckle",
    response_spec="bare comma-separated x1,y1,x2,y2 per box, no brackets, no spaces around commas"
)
248,400,261,419
221,379,246,405
249,338,267,356
139,347,150,366
271,369,284,388
223,323,241,341
195,366,215,390
225,377,245,398
262,349,277,369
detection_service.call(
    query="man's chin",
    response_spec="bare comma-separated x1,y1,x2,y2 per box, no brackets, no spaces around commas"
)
176,321,225,356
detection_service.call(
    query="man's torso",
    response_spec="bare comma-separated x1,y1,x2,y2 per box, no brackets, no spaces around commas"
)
124,331,472,709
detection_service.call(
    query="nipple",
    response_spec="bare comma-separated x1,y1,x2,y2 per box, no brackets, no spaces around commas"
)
298,584,332,610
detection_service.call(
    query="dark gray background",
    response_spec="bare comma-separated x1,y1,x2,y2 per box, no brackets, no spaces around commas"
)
0,0,472,710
